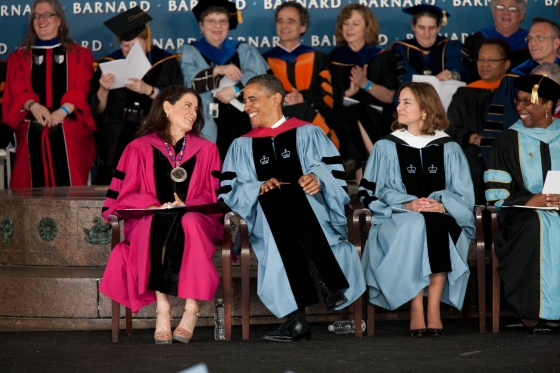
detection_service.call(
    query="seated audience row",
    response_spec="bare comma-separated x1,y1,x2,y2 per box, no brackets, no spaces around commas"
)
5,0,559,189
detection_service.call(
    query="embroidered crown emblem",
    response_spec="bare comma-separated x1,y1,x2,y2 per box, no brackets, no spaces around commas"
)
281,148,290,159
260,155,269,165
428,164,438,174
407,164,416,173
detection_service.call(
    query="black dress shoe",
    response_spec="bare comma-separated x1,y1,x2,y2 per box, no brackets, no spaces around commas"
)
410,329,428,338
427,328,444,337
263,315,312,342
321,285,348,311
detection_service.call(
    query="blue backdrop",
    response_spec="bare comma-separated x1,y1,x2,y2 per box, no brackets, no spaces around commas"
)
0,0,556,60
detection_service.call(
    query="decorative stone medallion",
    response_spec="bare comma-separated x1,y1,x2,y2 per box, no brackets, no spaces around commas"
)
1,216,14,246
38,217,58,241
83,217,112,245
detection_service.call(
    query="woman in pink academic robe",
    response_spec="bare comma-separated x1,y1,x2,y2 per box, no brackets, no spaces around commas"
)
99,85,222,344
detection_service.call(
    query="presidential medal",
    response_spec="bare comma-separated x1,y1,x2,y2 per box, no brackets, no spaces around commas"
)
170,166,187,182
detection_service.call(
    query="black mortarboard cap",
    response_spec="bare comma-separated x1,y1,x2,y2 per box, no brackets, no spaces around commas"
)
514,74,560,104
103,6,153,41
192,0,242,30
402,5,450,26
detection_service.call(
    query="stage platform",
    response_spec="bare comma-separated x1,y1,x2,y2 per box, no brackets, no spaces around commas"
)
0,186,478,332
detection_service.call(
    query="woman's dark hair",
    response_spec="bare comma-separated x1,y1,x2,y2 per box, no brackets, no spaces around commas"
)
200,6,230,23
335,4,380,46
391,82,449,135
480,38,512,61
412,11,441,27
137,86,205,143
22,0,74,51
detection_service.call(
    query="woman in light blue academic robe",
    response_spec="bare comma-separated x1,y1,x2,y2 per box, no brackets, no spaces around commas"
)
360,82,475,337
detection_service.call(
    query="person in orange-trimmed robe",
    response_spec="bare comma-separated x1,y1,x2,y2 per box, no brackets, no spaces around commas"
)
263,2,340,151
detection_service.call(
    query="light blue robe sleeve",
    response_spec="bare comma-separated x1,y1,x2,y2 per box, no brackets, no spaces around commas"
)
237,43,269,88
178,45,217,143
218,137,262,234
428,142,476,239
296,125,349,228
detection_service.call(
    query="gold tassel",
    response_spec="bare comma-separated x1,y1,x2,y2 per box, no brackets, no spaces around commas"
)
236,10,243,25
146,23,152,52
442,10,447,27
530,75,546,105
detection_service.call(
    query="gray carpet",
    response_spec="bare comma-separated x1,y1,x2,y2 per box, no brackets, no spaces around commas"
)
0,317,558,373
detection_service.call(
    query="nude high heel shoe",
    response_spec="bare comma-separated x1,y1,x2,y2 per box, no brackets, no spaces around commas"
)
173,308,199,343
154,309,172,345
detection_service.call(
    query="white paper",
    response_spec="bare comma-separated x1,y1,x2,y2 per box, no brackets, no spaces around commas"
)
343,97,383,113
98,42,152,89
542,170,560,194
229,98,245,112
212,76,244,112
505,205,559,211
412,75,466,112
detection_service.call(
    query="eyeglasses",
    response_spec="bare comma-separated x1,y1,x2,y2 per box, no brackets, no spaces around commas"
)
525,35,557,43
513,98,533,106
32,12,57,20
493,5,520,12
475,58,506,64
204,19,229,27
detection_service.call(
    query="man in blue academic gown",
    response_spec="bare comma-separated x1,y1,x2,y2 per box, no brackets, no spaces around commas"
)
481,17,560,162
219,74,365,342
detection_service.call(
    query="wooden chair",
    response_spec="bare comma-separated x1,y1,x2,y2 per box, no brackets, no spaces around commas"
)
107,214,132,343
358,205,490,335
221,212,252,341
485,206,501,333
222,208,371,340
350,208,371,337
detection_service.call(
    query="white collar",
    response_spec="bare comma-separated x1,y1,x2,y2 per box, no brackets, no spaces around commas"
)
391,129,449,149
278,43,301,53
271,116,287,129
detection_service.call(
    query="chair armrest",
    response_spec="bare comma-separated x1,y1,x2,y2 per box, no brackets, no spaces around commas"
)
108,214,123,250
351,208,372,259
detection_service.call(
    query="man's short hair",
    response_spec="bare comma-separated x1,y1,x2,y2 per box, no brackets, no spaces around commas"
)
275,2,310,28
531,17,560,38
246,74,286,105
480,38,512,61
530,62,560,85
488,0,527,13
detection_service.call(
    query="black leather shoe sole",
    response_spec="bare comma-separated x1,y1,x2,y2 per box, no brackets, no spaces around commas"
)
410,329,428,338
325,293,348,311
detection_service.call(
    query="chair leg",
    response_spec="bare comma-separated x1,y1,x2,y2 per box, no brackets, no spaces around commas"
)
366,301,375,336
125,307,132,335
240,220,251,341
222,213,233,341
490,207,500,333
475,205,487,332
354,295,363,337
111,300,120,343
491,249,500,333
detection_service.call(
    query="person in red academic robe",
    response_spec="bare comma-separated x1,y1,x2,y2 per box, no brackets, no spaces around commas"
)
2,0,95,188
100,85,222,345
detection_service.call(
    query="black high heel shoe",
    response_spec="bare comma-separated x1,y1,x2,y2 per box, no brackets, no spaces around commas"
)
410,329,428,338
522,321,551,334
427,328,444,337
